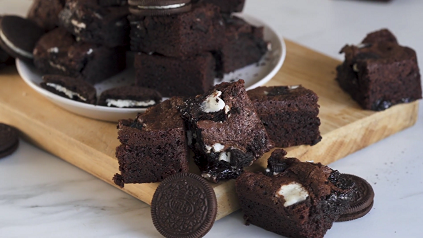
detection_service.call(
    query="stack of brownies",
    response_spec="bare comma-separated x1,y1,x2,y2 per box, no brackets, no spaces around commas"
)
129,0,268,97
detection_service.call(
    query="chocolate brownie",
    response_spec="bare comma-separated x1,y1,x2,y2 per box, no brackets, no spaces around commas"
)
129,3,225,58
113,97,189,186
33,28,126,84
0,15,45,62
193,0,245,13
99,0,128,6
181,80,274,183
98,85,162,108
27,0,65,31
40,75,97,104
247,85,322,148
336,29,422,111
215,15,268,78
134,52,215,97
236,149,355,238
59,0,130,47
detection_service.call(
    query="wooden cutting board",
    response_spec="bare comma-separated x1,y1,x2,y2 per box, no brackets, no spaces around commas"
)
0,39,418,220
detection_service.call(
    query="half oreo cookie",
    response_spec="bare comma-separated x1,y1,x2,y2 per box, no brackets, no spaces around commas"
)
0,15,45,62
151,173,217,238
129,0,192,16
0,123,19,159
40,75,97,105
337,174,375,222
98,85,162,108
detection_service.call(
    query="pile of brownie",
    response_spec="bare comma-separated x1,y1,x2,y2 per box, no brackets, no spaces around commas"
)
3,0,268,107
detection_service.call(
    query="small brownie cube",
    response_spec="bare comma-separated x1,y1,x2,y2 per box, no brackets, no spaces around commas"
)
193,0,245,13
59,0,129,47
113,97,189,187
236,149,354,238
134,52,215,97
129,3,225,58
181,80,274,183
336,29,422,111
247,85,322,148
215,15,268,78
33,28,126,84
27,0,65,31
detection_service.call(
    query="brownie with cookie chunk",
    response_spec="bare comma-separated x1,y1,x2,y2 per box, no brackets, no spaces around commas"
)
215,15,268,78
336,29,422,111
113,97,189,187
247,85,322,148
98,85,162,108
129,3,225,58
27,0,65,31
236,149,357,238
59,0,130,47
33,27,126,84
134,52,216,97
180,80,274,183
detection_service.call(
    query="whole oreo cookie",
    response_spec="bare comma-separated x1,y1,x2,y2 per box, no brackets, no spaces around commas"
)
337,174,375,222
0,15,45,62
0,123,19,159
129,0,192,16
151,173,217,238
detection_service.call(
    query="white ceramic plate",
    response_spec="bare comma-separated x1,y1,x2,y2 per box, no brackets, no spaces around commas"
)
17,13,286,122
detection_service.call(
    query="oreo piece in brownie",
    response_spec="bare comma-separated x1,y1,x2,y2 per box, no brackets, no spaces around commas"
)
27,0,65,31
98,85,162,108
129,3,225,58
247,85,322,148
128,0,192,16
59,0,129,47
236,149,356,238
33,27,126,85
0,15,45,62
215,15,268,78
134,52,215,97
113,97,189,186
181,80,274,183
40,75,97,105
336,29,422,111
193,0,245,13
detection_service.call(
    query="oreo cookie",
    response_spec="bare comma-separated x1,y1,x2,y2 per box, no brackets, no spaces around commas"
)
0,15,45,62
0,123,19,159
151,173,217,238
40,75,97,105
129,0,192,16
337,174,375,222
98,85,162,108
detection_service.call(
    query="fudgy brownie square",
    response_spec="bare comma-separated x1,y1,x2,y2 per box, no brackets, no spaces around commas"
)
336,29,422,111
134,52,216,97
215,15,268,78
113,97,189,187
236,149,354,238
33,27,126,84
247,85,322,148
59,0,129,47
180,80,274,183
129,3,225,58
27,0,65,31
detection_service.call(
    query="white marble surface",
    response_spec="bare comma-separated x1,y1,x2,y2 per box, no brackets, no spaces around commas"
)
1,0,423,237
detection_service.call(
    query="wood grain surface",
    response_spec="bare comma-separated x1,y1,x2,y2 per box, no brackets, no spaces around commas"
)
0,39,418,220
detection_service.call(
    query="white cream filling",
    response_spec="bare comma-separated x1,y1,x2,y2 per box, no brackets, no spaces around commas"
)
218,152,231,163
0,29,33,59
49,62,67,72
277,182,309,207
288,85,299,90
71,19,86,29
353,63,359,72
137,3,186,10
201,90,226,113
105,99,156,108
48,47,59,53
46,83,87,101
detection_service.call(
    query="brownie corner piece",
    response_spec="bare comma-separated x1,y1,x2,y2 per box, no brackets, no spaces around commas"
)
336,29,422,111
181,80,274,183
247,85,321,148
115,97,189,185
